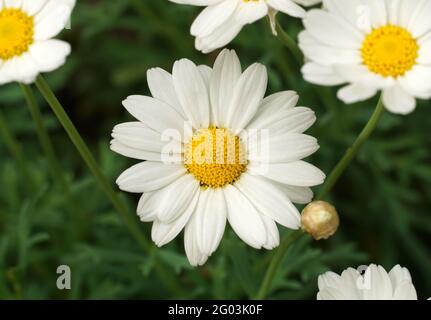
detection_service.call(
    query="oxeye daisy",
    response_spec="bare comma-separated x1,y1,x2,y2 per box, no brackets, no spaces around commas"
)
317,264,423,300
0,0,75,85
299,0,431,114
111,49,325,266
168,0,321,53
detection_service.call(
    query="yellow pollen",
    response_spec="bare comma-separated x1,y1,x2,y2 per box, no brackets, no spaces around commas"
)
184,127,247,189
0,9,34,61
361,25,418,78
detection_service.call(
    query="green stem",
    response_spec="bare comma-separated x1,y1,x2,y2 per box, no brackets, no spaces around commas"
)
274,20,303,64
254,230,303,300
20,84,88,237
0,109,34,191
34,75,183,296
255,96,385,300
316,96,385,200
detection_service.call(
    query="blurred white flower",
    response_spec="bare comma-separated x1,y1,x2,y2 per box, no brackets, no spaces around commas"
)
0,0,75,85
111,49,325,266
318,264,420,300
168,0,321,53
299,0,431,115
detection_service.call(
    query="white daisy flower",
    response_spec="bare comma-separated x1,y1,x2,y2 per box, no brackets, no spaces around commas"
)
0,0,75,85
168,0,322,53
111,49,325,266
299,0,431,115
317,264,420,300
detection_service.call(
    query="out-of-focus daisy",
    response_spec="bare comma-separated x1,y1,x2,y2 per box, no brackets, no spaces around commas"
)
168,0,321,53
0,0,75,85
299,0,431,114
111,49,325,266
318,264,420,300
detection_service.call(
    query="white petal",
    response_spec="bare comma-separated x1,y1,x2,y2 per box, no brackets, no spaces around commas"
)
195,17,242,53
116,162,186,193
226,63,268,133
362,265,393,300
251,161,325,187
275,183,314,204
195,188,227,256
224,184,267,249
112,122,182,153
122,95,187,134
392,282,418,300
34,0,76,40
210,49,242,127
151,189,200,247
407,0,431,38
235,0,268,25
248,132,319,163
382,85,416,115
156,174,200,223
235,173,301,229
298,31,362,66
260,214,280,250
28,40,71,72
301,63,346,86
172,59,210,129
191,0,238,37
184,206,209,267
110,139,181,162
146,68,186,118
168,0,223,5
268,0,306,18
137,192,159,222
337,83,378,104
303,9,364,49
248,106,316,135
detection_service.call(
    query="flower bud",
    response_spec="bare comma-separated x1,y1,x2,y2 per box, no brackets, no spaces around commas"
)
301,201,339,240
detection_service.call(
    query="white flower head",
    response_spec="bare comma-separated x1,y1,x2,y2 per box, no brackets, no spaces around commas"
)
111,49,325,266
0,0,76,85
317,264,421,300
299,0,431,115
168,0,322,53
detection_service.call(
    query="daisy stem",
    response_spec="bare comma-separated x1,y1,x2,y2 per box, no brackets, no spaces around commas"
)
275,20,303,64
254,229,303,300
0,109,34,191
316,95,385,200
34,75,185,296
19,83,88,236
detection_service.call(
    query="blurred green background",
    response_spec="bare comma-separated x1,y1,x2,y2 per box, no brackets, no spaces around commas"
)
0,0,430,299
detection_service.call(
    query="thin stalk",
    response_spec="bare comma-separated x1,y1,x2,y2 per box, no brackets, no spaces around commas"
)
20,84,87,236
254,230,303,300
255,96,385,299
34,75,184,296
274,20,303,64
317,96,385,200
0,109,34,191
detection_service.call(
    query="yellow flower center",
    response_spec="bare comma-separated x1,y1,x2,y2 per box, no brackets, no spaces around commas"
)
361,25,418,78
184,127,247,188
0,9,34,61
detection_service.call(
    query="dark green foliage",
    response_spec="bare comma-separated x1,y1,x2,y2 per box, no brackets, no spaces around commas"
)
0,0,429,299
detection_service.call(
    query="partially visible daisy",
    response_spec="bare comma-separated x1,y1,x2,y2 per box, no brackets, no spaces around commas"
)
299,0,431,114
111,49,325,266
0,0,75,85
317,264,420,300
168,0,321,53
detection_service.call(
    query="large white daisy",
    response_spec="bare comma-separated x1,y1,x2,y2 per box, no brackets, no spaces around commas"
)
168,0,321,53
317,264,421,300
299,0,431,114
0,0,75,85
111,49,325,266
